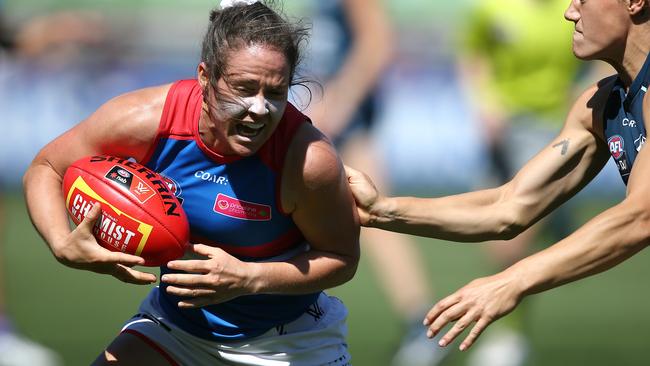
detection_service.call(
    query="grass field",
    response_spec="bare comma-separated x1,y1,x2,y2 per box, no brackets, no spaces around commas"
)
3,192,650,366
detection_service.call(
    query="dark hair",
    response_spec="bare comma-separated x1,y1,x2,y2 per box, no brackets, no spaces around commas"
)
200,1,309,89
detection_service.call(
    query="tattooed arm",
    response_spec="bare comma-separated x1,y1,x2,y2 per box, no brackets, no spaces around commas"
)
346,82,612,241
421,79,650,351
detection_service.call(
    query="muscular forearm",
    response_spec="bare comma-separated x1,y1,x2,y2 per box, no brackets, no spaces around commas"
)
248,250,358,295
369,187,523,242
506,199,649,297
23,162,72,253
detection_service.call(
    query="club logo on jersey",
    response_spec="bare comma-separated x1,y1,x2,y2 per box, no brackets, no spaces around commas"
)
105,165,156,204
608,135,625,159
213,193,271,221
161,175,184,204
634,134,646,152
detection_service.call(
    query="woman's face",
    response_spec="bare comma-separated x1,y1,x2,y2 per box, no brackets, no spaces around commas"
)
200,44,290,157
564,0,631,61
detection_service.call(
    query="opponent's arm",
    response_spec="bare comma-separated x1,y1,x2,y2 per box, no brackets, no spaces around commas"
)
509,86,650,298
422,82,650,351
349,83,612,241
22,85,168,283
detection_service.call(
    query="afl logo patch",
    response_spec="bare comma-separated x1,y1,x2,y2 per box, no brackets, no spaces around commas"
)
608,135,625,159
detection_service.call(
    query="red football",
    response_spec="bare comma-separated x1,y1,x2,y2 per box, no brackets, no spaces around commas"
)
62,155,189,266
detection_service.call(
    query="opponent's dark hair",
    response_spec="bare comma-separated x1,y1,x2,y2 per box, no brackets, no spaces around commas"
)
200,1,309,90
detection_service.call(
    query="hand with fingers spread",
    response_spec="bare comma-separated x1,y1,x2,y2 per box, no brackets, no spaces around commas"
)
423,271,524,351
54,202,157,285
344,165,381,226
161,244,253,308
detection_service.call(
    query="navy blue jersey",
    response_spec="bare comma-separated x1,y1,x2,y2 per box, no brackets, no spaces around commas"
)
141,80,319,341
603,53,650,184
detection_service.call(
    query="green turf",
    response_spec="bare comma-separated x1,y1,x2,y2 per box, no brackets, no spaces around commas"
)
3,192,650,365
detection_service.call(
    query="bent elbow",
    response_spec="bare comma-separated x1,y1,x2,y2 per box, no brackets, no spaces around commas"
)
22,161,40,193
340,246,360,284
497,223,526,241
495,212,529,241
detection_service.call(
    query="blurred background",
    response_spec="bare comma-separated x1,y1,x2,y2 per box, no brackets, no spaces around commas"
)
1,0,648,365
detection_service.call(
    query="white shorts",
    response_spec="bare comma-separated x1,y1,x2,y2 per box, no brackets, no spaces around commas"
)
120,291,351,366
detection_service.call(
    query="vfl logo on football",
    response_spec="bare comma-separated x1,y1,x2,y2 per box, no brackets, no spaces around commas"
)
213,193,271,221
608,135,625,159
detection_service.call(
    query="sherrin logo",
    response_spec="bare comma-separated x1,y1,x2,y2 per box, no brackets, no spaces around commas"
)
213,193,271,221
90,156,181,216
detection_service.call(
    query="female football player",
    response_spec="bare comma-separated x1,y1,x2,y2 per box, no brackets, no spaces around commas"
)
23,1,360,364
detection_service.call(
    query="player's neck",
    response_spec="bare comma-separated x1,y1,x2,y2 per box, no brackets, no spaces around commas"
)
611,39,648,88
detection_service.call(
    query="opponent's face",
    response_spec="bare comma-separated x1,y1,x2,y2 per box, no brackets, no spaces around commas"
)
564,0,631,61
200,44,290,157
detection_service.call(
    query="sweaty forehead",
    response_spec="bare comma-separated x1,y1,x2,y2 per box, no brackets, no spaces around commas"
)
223,45,290,84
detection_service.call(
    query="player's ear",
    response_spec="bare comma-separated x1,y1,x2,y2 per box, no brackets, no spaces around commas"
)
197,62,209,90
628,0,648,16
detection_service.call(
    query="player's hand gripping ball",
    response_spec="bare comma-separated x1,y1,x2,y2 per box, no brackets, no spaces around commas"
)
62,155,189,266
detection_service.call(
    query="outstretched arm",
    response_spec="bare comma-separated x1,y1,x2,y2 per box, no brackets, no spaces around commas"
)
348,83,612,242
422,84,650,351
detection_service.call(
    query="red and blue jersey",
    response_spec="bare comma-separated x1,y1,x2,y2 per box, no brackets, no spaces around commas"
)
141,80,319,341
603,53,649,185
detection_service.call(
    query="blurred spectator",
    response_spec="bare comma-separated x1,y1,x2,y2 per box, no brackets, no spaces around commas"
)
0,13,61,366
288,1,446,365
0,7,122,366
456,0,586,365
0,8,146,188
